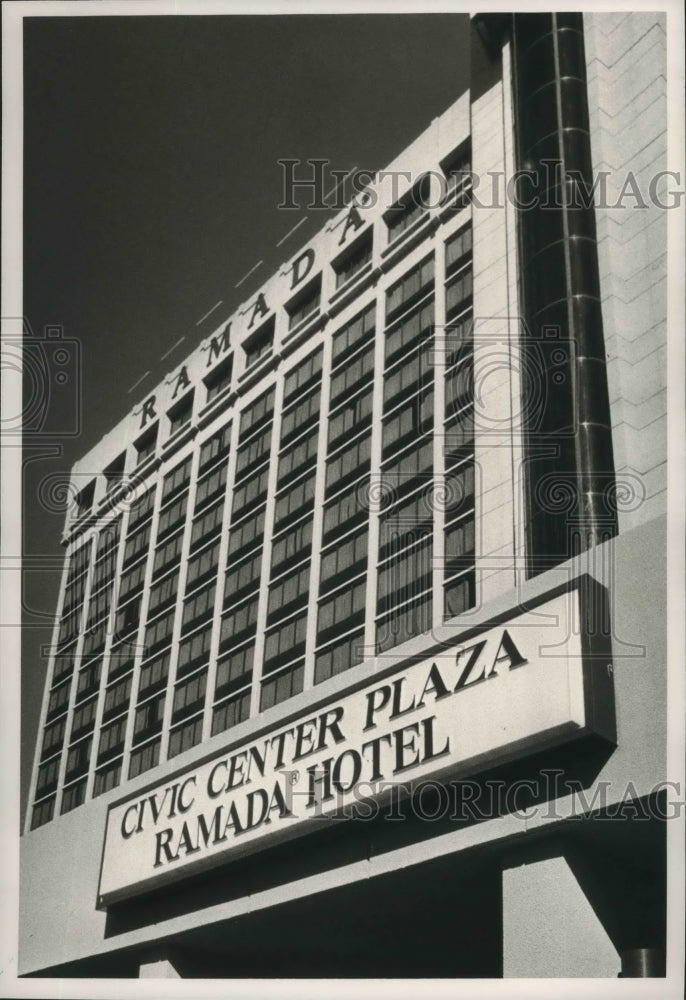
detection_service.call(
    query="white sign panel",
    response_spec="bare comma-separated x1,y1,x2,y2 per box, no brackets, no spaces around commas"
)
98,580,614,906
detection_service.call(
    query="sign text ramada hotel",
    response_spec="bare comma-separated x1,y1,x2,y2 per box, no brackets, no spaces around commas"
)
98,584,615,906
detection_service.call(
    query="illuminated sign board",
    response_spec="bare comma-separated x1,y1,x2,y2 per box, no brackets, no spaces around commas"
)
98,579,614,906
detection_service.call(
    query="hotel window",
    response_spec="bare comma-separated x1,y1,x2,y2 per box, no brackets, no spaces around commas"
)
244,317,274,369
219,595,259,648
199,422,231,473
93,760,122,798
75,480,95,520
151,532,183,580
135,424,157,465
138,650,171,697
314,630,365,685
332,303,375,367
64,736,92,782
444,406,474,470
279,389,321,445
235,424,273,481
328,384,374,448
161,456,192,503
445,270,473,319
317,577,366,644
227,508,265,559
92,530,121,591
283,346,323,404
440,142,472,202
382,436,433,486
445,225,473,275
319,527,368,593
144,606,175,655
260,662,304,711
333,231,373,289
386,255,434,323
121,520,150,573
82,621,107,659
384,351,431,410
70,697,98,739
382,390,434,460
177,624,212,678
186,538,220,589
195,461,228,511
148,567,179,615
377,538,432,614
215,643,254,701
61,780,86,815
267,563,310,625
85,587,111,630
31,797,55,830
445,573,475,619
385,175,431,242
212,689,250,737
102,675,133,722
104,452,126,493
172,670,208,723
53,642,78,684
277,426,319,486
239,386,275,437
263,612,307,672
46,678,71,720
36,756,61,798
325,433,372,495
271,516,313,572
204,354,233,403
57,608,81,648
286,276,321,331
157,493,188,540
273,470,316,529
114,594,143,640
224,550,263,604
107,644,136,683
129,739,161,780
181,581,216,633
330,341,374,404
168,392,194,436
377,592,432,654
168,716,203,759
133,692,166,741
190,499,225,551
232,464,270,520
76,658,102,701
379,485,433,558
128,484,156,530
97,717,126,764
322,477,369,543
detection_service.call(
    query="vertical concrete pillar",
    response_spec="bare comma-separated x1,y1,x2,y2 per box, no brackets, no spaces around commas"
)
503,855,619,977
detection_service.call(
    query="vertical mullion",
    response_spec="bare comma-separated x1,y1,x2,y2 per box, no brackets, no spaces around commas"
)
202,419,240,741
302,337,332,690
82,512,128,801
365,291,386,657
248,383,284,719
52,534,96,814
433,236,447,628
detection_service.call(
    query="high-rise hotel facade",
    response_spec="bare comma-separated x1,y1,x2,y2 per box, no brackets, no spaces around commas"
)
20,12,677,980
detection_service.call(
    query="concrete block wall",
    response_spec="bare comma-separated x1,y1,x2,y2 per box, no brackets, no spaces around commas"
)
584,12,668,532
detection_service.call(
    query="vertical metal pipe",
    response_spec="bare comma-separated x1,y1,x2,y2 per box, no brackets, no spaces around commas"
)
510,13,617,575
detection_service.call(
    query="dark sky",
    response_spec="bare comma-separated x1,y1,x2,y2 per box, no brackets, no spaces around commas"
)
21,11,470,823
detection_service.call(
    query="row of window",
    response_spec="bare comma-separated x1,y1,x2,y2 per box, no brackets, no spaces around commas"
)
34,222,476,828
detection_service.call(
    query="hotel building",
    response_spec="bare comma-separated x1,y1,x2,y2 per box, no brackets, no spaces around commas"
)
21,11,674,980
